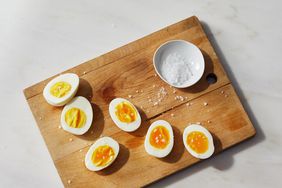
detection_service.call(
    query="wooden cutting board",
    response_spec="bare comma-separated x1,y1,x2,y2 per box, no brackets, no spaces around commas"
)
24,16,255,187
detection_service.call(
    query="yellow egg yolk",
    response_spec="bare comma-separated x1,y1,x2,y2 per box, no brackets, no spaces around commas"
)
149,126,170,149
187,131,209,154
92,145,115,167
50,81,71,98
65,107,86,128
115,102,136,123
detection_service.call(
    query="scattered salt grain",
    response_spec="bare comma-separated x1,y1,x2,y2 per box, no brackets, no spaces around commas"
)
128,95,132,98
171,113,175,117
136,90,139,93
207,120,211,123
83,71,86,75
58,125,62,129
224,94,228,98
204,102,208,106
69,138,73,142
67,180,72,184
221,90,224,94
153,84,156,88
79,149,83,152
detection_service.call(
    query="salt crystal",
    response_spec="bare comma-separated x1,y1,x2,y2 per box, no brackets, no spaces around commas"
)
67,180,72,184
128,95,132,98
160,52,193,86
171,113,175,117
204,102,208,106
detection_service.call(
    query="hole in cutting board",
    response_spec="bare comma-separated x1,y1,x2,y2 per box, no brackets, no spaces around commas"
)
206,73,217,84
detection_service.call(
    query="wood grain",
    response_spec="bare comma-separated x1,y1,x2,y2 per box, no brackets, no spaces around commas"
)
23,16,255,187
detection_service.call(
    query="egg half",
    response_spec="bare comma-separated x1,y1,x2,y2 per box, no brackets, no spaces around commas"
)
145,120,174,158
85,137,119,171
183,124,214,159
43,73,79,106
109,98,141,132
60,96,93,135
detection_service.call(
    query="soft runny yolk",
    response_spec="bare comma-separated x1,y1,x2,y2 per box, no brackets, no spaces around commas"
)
149,126,170,149
65,107,86,128
115,102,136,123
187,131,209,154
92,145,115,167
50,81,71,98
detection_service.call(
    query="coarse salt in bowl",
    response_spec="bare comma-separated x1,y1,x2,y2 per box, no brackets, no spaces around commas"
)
153,40,205,88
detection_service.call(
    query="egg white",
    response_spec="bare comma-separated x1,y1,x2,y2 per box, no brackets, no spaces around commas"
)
85,137,119,171
60,96,93,135
43,73,79,106
109,98,141,132
145,120,174,158
183,124,214,159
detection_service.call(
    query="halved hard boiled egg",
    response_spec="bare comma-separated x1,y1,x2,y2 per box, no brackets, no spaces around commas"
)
85,137,119,171
43,73,79,106
145,120,174,158
109,98,141,132
60,96,93,135
183,124,214,159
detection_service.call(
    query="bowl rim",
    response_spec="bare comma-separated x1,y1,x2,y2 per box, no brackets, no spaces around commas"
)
153,39,205,88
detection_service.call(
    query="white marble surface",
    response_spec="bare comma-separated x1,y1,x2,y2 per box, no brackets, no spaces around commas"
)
0,0,281,187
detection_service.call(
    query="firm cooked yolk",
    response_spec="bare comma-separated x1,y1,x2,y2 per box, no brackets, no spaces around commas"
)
149,126,170,149
187,131,209,154
92,145,115,167
115,102,136,123
65,107,86,128
50,81,71,98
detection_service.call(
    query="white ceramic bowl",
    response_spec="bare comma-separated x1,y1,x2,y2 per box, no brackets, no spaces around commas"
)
153,40,205,88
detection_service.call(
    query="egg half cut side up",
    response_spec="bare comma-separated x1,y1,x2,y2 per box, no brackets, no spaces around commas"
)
43,73,79,106
145,120,174,158
183,124,214,159
85,137,119,171
109,98,141,132
60,96,93,135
